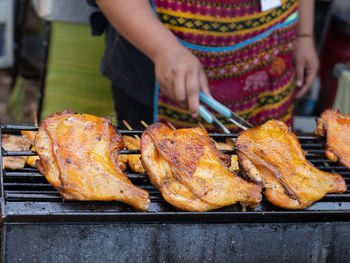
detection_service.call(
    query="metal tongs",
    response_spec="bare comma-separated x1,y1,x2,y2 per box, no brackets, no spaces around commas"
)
198,92,253,134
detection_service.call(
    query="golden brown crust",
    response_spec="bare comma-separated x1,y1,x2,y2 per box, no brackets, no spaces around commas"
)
118,154,128,171
236,119,347,209
21,131,36,145
35,110,150,211
141,123,261,211
123,136,145,173
2,134,31,170
20,131,39,167
315,109,350,170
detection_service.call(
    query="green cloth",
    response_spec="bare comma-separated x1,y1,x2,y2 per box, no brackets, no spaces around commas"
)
333,70,350,114
41,21,115,122
7,76,25,123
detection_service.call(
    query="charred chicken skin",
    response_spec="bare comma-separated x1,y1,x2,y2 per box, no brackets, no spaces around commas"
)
141,123,262,211
35,110,150,211
315,109,350,170
235,120,347,209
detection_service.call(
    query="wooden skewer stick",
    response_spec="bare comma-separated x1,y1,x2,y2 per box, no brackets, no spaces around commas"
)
33,110,38,126
198,122,207,132
122,120,140,140
140,120,149,129
166,121,176,130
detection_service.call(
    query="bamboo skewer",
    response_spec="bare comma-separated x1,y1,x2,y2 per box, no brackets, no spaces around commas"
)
122,120,140,140
166,121,176,130
198,122,207,132
140,121,149,129
33,111,38,126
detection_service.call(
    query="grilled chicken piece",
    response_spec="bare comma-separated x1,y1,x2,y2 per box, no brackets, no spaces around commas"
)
35,110,150,211
315,109,350,170
26,146,39,168
141,123,262,211
229,155,240,174
215,141,233,151
21,131,39,168
123,136,145,173
214,141,239,173
2,134,31,170
21,130,36,144
118,154,128,171
235,120,347,209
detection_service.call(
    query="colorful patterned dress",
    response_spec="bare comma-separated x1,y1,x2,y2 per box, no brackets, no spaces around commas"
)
152,0,298,131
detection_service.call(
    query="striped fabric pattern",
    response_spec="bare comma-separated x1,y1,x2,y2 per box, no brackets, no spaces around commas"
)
155,0,298,131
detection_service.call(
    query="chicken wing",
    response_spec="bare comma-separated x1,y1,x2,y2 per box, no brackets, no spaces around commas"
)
315,109,350,170
2,134,31,170
235,120,347,209
35,110,150,211
141,123,261,211
123,136,145,173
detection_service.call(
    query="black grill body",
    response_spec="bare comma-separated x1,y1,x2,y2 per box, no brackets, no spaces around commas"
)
1,124,350,262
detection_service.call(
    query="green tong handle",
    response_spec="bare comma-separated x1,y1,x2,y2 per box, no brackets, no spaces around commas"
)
199,92,231,118
199,105,213,124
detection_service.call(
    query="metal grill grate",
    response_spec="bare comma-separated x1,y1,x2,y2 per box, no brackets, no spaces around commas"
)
1,123,350,223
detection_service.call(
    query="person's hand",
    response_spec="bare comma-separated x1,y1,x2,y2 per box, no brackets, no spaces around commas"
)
293,37,319,98
153,47,211,118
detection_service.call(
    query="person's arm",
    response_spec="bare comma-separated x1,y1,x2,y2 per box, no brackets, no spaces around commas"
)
96,0,210,117
294,0,319,98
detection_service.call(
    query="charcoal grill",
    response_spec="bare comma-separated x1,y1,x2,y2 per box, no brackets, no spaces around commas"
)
1,123,350,263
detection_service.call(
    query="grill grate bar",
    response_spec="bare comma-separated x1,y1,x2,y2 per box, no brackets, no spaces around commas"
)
5,169,348,180
2,149,141,156
2,150,37,156
5,193,163,202
1,149,329,157
1,124,325,139
5,192,350,203
2,149,324,157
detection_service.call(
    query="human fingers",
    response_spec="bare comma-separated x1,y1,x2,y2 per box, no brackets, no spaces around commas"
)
185,68,200,118
296,63,316,98
295,56,305,90
156,67,172,99
172,68,187,108
295,79,309,98
199,68,211,97
296,52,319,98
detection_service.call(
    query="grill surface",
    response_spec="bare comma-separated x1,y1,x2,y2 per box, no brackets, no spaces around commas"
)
1,124,350,223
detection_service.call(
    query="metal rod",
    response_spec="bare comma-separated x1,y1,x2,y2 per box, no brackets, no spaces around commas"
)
0,122,5,211
122,120,140,140
226,117,249,131
2,150,37,157
0,124,326,141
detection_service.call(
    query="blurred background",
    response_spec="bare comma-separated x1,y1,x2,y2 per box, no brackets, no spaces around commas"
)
0,0,350,132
